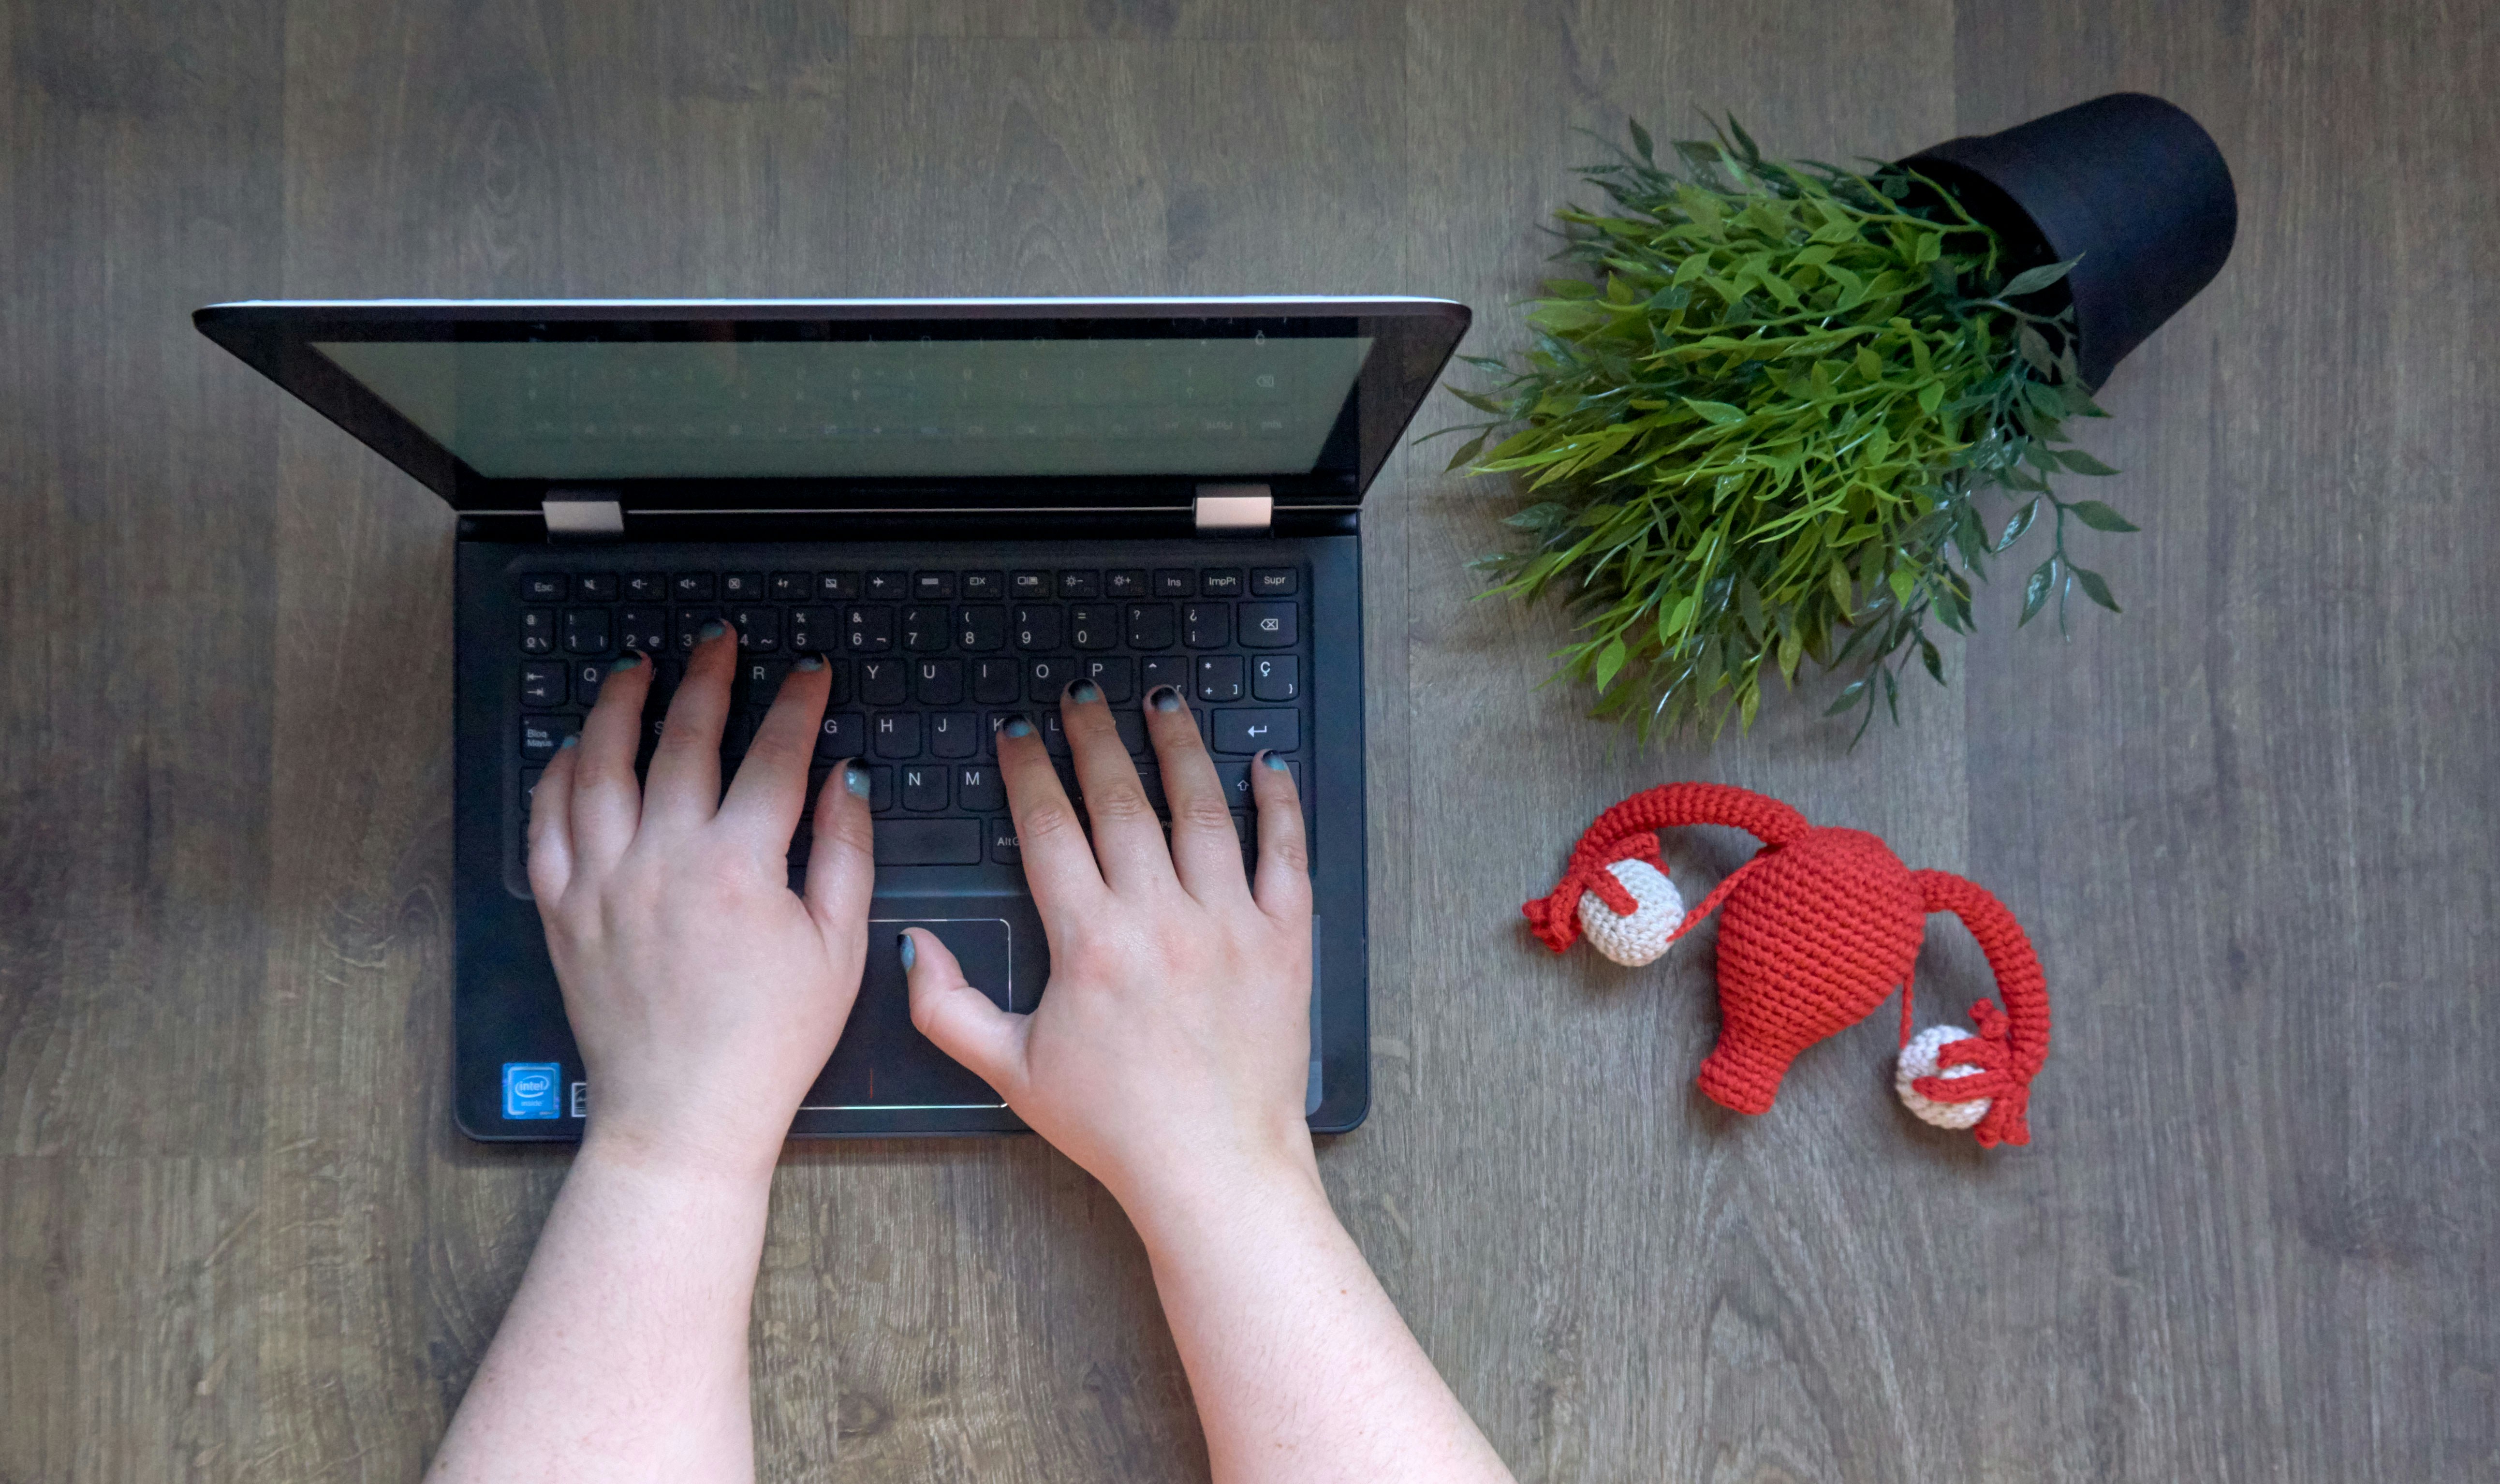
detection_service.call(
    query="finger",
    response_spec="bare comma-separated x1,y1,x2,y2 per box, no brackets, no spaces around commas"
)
567,652,654,872
996,714,1106,920
642,618,736,830
900,928,1027,1096
718,654,833,852
804,759,878,933
1059,680,1171,895
525,734,580,903
1145,685,1249,904
1248,750,1313,923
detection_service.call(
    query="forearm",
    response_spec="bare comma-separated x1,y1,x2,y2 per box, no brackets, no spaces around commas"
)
427,1135,776,1484
1130,1162,1515,1484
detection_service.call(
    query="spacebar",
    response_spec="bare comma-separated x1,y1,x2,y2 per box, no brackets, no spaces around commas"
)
873,819,984,866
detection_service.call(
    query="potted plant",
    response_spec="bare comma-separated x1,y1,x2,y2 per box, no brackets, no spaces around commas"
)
1444,94,2235,739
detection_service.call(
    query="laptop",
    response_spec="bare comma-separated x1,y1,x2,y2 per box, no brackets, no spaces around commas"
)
193,297,1469,1140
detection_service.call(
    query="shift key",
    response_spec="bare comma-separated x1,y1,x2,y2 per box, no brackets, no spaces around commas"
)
1211,708,1298,755
872,819,984,866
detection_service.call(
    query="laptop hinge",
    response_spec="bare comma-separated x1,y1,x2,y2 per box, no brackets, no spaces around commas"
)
542,491,624,540
1193,484,1273,532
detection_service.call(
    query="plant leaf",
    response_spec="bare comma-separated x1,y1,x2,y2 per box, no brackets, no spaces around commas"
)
2055,448,2122,477
2066,499,2139,532
1685,397,1747,425
2000,256,2080,297
1824,677,1868,717
1997,499,2039,551
1628,118,1655,163
2071,565,2122,612
2019,556,2058,626
1443,431,1488,472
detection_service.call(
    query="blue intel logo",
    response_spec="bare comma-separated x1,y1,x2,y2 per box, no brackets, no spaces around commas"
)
502,1062,563,1119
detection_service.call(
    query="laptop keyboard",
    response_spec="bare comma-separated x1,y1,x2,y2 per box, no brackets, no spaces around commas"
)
511,560,1310,878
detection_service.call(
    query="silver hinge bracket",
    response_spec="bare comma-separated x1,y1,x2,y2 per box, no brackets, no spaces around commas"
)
542,491,624,540
1193,484,1273,532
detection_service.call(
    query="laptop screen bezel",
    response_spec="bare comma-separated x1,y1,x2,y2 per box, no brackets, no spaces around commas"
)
192,298,1471,515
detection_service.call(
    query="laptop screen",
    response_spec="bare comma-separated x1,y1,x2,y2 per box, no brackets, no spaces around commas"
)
309,333,1372,481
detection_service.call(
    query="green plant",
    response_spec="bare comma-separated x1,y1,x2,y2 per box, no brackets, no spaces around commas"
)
1437,117,2135,741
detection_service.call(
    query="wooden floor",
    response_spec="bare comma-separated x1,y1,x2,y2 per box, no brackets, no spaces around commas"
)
4,1,2494,1478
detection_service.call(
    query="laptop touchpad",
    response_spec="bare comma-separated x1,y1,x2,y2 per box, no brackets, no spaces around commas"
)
807,916,1015,1111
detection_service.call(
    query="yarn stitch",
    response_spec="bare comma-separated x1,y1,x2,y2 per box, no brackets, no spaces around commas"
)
1525,783,2051,1148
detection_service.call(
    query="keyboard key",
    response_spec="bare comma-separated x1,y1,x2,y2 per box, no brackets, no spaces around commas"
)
816,711,866,760
624,573,668,601
901,606,950,652
564,609,613,655
1196,656,1244,702
675,609,721,652
821,657,851,705
1025,656,1077,701
970,658,1020,705
1200,568,1245,597
788,607,832,652
913,572,957,601
872,713,921,758
573,658,610,707
1038,713,1073,757
876,819,983,866
738,658,792,710
867,765,895,813
957,606,1006,651
520,607,558,654
1183,603,1230,649
771,572,811,601
618,608,668,653
914,658,964,705
1013,606,1062,650
929,711,978,759
672,573,716,601
957,764,1003,812
1217,756,1300,808
1106,569,1149,598
731,607,781,651
857,658,906,706
1140,655,1191,694
865,571,909,601
574,573,618,601
1252,655,1299,701
1082,655,1134,703
900,764,948,812
1154,569,1196,597
521,573,567,602
845,606,895,652
1057,570,1100,599
1212,708,1298,755
817,572,860,601
1125,603,1176,648
987,819,1022,864
722,573,767,602
1239,602,1297,648
520,661,565,708
1114,711,1147,756
962,571,1004,600
1068,606,1118,650
520,713,580,761
1010,571,1051,598
1252,567,1298,596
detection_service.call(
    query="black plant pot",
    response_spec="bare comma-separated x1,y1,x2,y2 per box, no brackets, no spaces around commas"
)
1903,92,2237,390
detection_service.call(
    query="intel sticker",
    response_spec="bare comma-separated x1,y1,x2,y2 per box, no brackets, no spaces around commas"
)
502,1062,562,1119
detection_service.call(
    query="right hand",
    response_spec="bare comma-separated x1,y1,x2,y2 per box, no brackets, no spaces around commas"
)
899,682,1317,1220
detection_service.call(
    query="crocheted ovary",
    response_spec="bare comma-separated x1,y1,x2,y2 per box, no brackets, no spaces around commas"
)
1523,783,2051,1148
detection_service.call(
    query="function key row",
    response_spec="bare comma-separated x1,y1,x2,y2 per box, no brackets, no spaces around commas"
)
524,600,1297,657
527,651,1299,716
523,566,1297,605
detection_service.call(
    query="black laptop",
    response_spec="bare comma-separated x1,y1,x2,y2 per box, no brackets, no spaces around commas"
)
193,297,1469,1140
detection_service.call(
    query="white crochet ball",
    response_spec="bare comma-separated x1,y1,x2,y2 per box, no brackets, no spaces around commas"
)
1576,858,1687,967
1896,1024,1992,1130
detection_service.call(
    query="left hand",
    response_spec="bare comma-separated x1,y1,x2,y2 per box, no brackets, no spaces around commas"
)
524,623,876,1176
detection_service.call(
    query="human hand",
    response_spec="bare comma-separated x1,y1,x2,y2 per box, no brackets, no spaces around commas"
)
525,622,876,1179
900,681,1316,1224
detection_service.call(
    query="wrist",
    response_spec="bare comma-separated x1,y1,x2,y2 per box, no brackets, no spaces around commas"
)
1118,1139,1334,1266
577,1115,784,1195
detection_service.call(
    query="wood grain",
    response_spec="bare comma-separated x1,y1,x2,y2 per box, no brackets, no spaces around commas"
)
2,0,2494,1478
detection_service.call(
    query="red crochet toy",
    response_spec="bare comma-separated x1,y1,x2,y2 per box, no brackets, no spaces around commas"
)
1524,783,2050,1148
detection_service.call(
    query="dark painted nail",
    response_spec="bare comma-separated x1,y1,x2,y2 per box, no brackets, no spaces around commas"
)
1261,750,1289,772
1147,686,1183,713
557,733,580,749
842,759,872,799
608,652,644,674
897,932,915,971
795,653,824,672
1002,715,1036,738
697,619,728,642
1068,679,1102,705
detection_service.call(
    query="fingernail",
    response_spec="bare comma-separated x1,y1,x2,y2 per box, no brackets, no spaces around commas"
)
1147,686,1183,713
698,619,728,642
795,654,824,672
558,733,579,749
1068,679,1102,705
608,652,644,673
1002,714,1035,738
897,932,915,971
1261,750,1289,772
841,759,871,799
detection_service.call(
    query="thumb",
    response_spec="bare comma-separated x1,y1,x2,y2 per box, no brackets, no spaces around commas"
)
900,928,1027,1094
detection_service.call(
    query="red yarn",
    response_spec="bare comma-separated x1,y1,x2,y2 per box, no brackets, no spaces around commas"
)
1524,784,2052,1148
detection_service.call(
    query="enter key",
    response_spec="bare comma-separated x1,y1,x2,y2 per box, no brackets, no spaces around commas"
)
1212,708,1299,755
